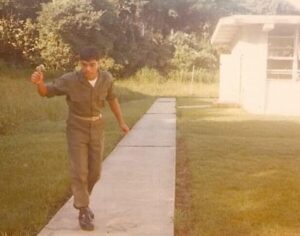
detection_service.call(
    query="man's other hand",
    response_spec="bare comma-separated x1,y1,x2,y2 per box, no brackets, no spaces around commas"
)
119,122,130,134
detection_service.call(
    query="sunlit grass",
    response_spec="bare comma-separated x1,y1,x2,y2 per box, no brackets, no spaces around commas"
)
116,76,218,98
175,97,300,236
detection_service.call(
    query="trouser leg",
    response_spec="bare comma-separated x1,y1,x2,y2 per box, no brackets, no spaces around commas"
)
66,117,104,209
66,120,90,209
87,122,104,194
68,141,90,209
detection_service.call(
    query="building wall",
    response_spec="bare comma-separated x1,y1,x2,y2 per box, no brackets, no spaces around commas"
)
219,54,241,103
240,24,300,116
238,25,268,114
218,31,243,103
266,80,300,116
218,23,300,116
218,25,268,112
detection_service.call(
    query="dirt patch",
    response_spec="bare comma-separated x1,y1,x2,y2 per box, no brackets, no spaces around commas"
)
175,136,193,236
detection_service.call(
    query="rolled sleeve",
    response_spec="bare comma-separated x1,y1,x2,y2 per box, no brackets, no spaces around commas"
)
45,75,68,98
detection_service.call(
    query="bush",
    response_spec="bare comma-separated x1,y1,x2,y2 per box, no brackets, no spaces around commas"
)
168,68,218,83
99,57,124,76
169,31,218,72
36,0,105,70
0,16,38,64
130,67,166,83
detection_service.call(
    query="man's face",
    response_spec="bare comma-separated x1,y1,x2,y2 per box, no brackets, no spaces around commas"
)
80,59,99,80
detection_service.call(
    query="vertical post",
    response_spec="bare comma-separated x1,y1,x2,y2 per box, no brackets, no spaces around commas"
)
141,23,145,37
263,31,269,114
190,65,195,95
238,54,243,104
170,28,174,40
293,27,299,81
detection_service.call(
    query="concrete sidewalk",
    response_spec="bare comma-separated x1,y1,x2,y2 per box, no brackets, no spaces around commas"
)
38,97,176,236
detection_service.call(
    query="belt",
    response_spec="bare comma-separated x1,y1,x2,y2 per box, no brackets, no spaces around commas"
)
72,113,102,121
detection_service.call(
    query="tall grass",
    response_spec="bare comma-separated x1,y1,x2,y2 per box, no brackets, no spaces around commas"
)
117,67,218,98
0,71,67,135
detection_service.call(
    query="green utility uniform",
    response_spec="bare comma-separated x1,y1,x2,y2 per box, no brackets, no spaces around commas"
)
45,69,116,209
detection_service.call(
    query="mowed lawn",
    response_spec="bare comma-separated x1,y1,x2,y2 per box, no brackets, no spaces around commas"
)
175,98,300,236
0,73,156,235
0,69,218,235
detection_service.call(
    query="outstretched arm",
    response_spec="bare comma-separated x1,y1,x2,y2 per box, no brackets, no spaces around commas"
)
108,98,130,134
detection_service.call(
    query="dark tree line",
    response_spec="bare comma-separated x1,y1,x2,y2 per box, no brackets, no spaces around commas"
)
0,0,298,77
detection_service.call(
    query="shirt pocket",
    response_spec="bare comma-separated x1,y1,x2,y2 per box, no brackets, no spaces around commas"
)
69,93,91,114
96,94,106,108
70,93,90,102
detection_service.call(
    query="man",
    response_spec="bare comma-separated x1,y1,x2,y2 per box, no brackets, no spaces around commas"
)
31,47,129,231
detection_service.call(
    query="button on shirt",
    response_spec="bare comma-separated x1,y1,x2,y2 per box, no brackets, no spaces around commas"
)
44,70,116,117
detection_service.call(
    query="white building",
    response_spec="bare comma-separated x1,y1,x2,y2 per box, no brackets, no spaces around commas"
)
211,15,300,116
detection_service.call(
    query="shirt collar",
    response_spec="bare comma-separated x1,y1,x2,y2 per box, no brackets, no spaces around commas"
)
77,69,102,87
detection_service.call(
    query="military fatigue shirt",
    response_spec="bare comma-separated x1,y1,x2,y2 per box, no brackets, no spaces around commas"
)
45,70,116,117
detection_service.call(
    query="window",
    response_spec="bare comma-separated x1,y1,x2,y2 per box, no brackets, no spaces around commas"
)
267,24,299,80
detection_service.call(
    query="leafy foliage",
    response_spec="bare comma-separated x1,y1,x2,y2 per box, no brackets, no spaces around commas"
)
0,0,299,75
36,0,104,70
170,31,218,71
0,16,38,64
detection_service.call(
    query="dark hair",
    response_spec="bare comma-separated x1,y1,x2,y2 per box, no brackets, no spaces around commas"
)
79,46,100,61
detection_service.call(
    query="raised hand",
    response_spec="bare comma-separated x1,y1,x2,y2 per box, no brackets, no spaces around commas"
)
31,64,45,85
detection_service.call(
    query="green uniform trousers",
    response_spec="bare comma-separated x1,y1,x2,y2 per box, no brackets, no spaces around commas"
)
66,114,104,209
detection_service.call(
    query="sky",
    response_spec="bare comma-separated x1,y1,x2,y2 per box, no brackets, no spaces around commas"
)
286,0,300,9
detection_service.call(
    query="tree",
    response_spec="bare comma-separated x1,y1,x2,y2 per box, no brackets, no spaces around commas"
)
0,16,37,64
36,0,105,70
170,31,218,71
241,0,299,15
0,0,50,64
0,0,50,19
1,0,299,75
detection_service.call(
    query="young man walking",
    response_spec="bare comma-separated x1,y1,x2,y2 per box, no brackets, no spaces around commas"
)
31,47,129,231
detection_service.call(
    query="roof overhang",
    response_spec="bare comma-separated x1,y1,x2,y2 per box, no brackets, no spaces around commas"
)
211,15,300,47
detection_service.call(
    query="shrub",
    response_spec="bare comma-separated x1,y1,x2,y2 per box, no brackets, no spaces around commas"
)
36,0,104,70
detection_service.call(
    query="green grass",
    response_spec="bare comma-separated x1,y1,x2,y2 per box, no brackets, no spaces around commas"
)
117,77,218,98
0,99,155,235
0,70,157,235
175,98,300,236
5,68,300,235
2,97,157,230
0,68,218,235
